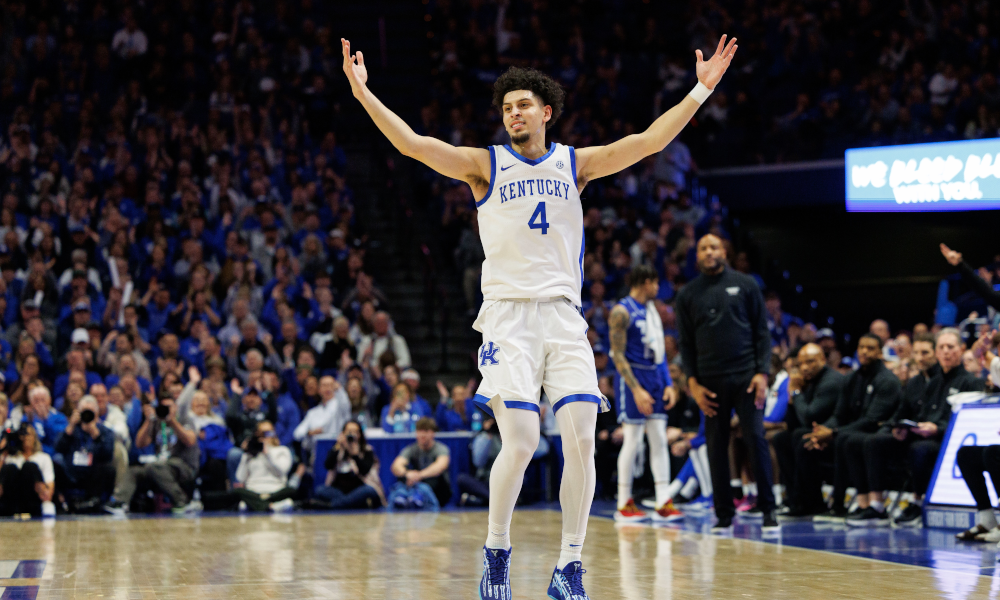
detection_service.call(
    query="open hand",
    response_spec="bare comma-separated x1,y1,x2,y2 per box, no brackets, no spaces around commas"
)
341,39,368,95
695,35,738,90
940,243,962,266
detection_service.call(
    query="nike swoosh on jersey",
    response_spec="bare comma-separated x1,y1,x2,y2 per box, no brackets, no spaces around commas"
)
500,164,514,171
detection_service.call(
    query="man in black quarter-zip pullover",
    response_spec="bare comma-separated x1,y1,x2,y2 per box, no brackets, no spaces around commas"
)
675,234,776,531
845,329,984,527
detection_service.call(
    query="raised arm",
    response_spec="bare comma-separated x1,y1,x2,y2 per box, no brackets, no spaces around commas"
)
574,35,738,186
342,39,492,198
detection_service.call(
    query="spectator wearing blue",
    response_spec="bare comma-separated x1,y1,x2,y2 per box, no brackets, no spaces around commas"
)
263,370,301,448
382,382,425,434
434,380,479,433
54,395,116,509
314,420,385,510
181,368,232,493
55,347,102,400
103,353,151,394
399,368,433,416
11,386,68,456
765,291,802,347
141,282,176,340
388,418,451,509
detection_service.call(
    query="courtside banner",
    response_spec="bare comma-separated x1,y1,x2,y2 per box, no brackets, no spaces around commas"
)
845,138,1000,212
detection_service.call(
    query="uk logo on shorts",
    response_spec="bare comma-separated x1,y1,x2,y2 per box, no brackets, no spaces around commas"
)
480,342,501,366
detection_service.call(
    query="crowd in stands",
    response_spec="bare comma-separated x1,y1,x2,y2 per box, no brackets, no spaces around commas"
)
424,0,1000,168
0,0,492,517
4,0,1000,527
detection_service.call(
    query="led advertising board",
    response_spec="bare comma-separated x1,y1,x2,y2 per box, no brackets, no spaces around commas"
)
926,403,1000,507
845,138,1000,212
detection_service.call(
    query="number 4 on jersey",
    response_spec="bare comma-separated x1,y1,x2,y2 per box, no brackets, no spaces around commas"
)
528,202,549,234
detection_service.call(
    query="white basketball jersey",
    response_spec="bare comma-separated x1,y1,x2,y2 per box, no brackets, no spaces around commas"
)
476,143,584,306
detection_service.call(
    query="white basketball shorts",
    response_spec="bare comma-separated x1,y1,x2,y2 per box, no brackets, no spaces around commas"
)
471,298,610,416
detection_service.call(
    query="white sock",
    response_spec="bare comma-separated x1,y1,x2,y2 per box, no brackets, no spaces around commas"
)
773,484,784,504
558,533,585,569
645,419,671,507
555,402,597,571
870,498,884,513
665,478,684,501
747,482,758,497
617,424,643,510
691,446,713,497
681,478,699,499
486,520,510,550
979,509,999,530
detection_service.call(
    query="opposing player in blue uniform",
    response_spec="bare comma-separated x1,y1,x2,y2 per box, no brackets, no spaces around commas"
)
608,265,683,523
342,33,738,600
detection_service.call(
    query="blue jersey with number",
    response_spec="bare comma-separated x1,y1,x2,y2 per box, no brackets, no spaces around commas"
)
476,143,583,306
617,296,660,369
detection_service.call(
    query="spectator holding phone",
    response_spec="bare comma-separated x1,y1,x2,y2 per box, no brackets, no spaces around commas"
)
314,420,385,509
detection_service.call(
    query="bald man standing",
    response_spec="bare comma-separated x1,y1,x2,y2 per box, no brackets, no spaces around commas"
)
675,234,777,531
773,343,847,517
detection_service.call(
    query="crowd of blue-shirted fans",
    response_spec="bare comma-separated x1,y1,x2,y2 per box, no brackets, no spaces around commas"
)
2,0,1000,526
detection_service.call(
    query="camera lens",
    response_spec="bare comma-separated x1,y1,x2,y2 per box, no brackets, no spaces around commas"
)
80,409,95,423
155,404,170,419
346,434,358,444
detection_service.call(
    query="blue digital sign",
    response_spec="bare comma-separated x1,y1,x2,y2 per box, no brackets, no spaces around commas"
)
845,138,1000,212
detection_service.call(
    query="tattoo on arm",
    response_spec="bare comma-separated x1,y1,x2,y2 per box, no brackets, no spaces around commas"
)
608,306,640,391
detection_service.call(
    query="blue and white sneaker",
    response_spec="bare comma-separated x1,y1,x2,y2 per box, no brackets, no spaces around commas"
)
478,546,512,600
547,561,590,600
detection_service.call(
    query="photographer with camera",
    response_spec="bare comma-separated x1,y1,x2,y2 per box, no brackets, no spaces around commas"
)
313,420,385,510
203,420,295,512
0,423,56,517
54,395,115,511
104,391,200,515
224,375,279,486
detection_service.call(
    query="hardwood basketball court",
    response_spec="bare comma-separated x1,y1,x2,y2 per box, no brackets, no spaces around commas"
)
0,509,995,599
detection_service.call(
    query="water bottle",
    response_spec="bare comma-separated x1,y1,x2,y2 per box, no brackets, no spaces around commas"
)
357,412,369,432
471,411,482,433
410,412,419,433
392,414,405,434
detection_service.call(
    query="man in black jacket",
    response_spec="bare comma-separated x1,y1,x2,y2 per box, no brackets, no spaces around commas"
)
773,343,847,517
845,329,984,527
796,334,901,522
675,234,776,530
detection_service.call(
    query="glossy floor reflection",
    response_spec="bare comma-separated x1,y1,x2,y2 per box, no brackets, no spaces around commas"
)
0,507,999,599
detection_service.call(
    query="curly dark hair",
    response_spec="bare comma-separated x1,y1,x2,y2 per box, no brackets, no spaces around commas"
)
492,67,565,129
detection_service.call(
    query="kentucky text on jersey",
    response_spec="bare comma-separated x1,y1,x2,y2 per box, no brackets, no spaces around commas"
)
499,178,573,203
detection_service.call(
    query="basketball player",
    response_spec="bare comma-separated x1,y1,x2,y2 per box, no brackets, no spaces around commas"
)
342,34,738,600
608,265,684,524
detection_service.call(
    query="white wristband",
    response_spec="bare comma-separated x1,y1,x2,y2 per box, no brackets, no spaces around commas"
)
689,82,714,105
